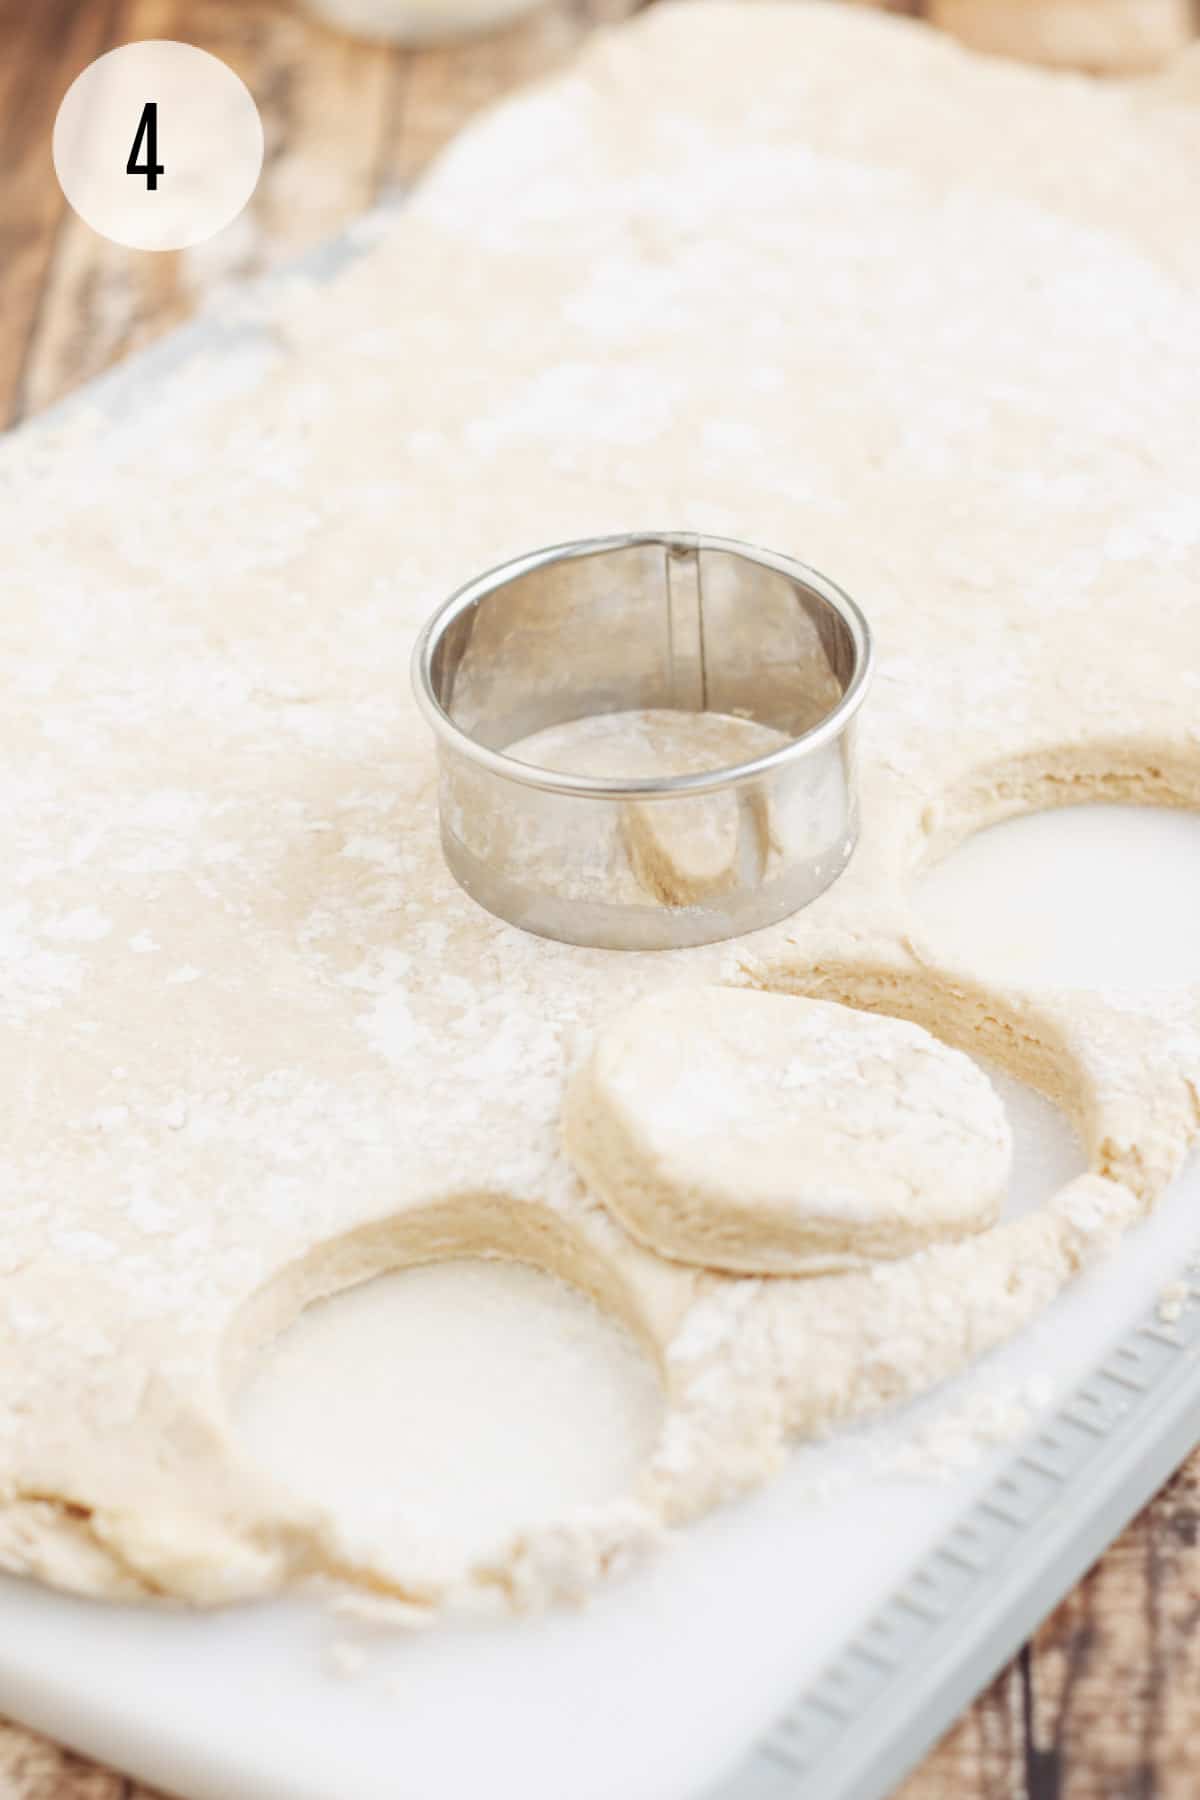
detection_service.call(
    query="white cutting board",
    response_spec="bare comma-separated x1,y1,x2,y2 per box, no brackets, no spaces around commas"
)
1,803,1199,1800
7,281,1200,1800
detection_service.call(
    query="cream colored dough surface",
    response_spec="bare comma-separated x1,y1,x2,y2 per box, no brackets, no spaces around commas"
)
1,2,1200,1614
564,987,1012,1274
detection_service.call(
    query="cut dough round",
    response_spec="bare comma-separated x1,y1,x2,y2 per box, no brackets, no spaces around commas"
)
565,987,1013,1274
509,709,788,906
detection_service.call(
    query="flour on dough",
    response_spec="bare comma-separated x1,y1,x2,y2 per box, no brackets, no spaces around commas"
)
565,987,1012,1274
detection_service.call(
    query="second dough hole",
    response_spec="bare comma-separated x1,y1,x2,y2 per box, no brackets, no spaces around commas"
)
234,1259,664,1570
987,1065,1084,1222
917,803,1200,990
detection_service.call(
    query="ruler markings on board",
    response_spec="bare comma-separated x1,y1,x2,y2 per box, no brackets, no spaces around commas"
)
1102,1366,1149,1393
704,1274,1200,1800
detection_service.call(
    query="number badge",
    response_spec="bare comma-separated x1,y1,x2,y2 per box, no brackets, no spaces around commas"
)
53,42,263,252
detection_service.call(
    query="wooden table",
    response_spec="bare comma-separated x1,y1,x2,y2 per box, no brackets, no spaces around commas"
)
2,1,1199,1794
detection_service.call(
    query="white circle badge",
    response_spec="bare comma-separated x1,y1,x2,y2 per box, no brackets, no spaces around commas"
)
53,41,264,253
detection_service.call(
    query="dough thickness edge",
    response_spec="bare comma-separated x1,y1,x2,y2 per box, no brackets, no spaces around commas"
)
563,991,1012,1275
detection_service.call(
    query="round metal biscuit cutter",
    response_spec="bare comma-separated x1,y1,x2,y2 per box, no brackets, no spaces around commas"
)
411,532,873,951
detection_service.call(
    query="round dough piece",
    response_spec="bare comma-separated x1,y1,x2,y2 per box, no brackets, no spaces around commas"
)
564,987,1013,1274
509,709,788,906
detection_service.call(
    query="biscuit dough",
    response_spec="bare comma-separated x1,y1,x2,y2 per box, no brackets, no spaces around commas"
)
929,0,1193,72
564,987,1012,1273
510,709,790,905
1,2,1199,1616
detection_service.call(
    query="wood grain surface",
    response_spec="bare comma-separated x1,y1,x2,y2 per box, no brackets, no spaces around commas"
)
0,1,1198,1796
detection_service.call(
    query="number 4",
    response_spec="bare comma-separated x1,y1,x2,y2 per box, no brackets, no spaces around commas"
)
127,101,164,191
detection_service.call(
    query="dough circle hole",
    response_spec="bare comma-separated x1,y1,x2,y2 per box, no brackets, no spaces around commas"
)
740,960,1092,1212
987,1065,1086,1222
916,803,1200,989
232,1258,664,1570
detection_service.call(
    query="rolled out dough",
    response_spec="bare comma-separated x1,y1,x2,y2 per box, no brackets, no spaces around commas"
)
1,2,1199,1616
565,987,1012,1274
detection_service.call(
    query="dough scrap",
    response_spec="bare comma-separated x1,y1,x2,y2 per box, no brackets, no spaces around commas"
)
509,708,787,906
565,987,1012,1274
929,0,1193,72
0,2,1199,1616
